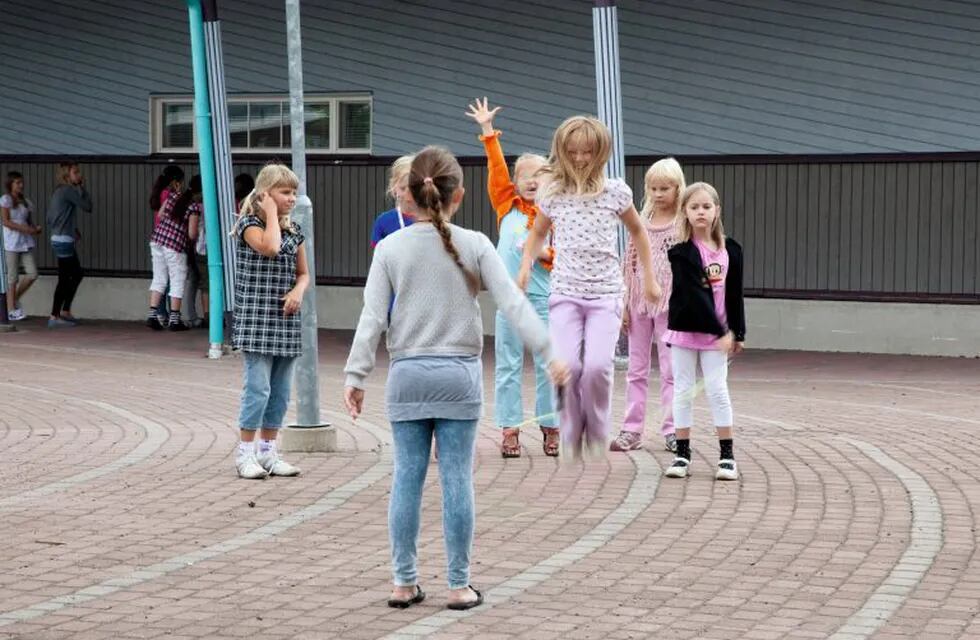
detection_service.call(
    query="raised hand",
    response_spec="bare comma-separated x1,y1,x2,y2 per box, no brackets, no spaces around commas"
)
465,97,501,135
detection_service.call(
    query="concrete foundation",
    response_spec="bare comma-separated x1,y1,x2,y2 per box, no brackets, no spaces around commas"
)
12,275,979,357
278,425,338,453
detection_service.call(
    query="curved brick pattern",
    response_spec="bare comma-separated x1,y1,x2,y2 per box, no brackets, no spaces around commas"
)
0,320,977,640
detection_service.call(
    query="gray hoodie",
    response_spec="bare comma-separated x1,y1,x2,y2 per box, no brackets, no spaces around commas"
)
47,184,92,239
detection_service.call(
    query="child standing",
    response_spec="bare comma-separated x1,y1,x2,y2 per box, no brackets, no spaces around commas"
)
662,182,746,481
146,186,192,331
233,164,309,480
466,97,558,458
344,146,568,610
519,116,660,458
1,172,41,320
371,155,416,246
175,176,208,328
612,158,686,453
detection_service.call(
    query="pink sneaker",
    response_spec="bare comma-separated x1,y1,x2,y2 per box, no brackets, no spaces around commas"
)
609,431,642,452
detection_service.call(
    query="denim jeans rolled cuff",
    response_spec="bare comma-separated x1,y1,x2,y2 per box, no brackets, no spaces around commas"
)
51,240,76,259
237,352,297,430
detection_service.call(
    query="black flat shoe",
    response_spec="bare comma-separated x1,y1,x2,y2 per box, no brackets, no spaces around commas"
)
387,585,425,609
446,586,483,610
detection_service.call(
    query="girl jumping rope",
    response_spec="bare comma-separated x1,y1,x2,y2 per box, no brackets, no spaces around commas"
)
233,164,309,480
466,97,558,458
612,158,686,453
518,116,660,458
344,146,568,611
662,182,746,481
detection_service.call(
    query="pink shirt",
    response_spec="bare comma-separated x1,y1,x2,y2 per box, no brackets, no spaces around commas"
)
665,238,729,350
624,219,676,317
537,178,633,298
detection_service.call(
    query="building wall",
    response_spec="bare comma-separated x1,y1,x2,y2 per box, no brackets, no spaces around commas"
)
3,0,979,156
2,156,977,300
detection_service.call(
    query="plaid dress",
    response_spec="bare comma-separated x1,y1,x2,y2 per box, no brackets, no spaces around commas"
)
232,214,305,356
151,190,189,252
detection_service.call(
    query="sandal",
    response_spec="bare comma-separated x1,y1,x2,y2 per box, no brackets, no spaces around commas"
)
387,584,426,609
446,586,483,611
540,426,559,457
501,428,521,458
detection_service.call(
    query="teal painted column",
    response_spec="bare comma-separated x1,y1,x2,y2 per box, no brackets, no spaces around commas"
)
187,0,226,356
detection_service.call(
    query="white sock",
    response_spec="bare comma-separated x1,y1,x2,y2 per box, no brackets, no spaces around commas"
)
259,439,276,454
238,441,255,458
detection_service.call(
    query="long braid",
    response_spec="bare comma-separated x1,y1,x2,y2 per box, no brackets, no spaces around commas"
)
430,206,480,295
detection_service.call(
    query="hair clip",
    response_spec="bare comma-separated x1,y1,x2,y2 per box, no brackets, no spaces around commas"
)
423,177,434,184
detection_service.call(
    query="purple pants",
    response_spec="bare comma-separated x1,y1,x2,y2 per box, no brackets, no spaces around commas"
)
549,294,623,449
623,309,675,437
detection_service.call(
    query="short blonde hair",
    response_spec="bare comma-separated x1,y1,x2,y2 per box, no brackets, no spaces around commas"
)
513,153,547,180
639,157,685,220
677,181,725,245
387,155,415,201
543,115,612,198
238,163,301,232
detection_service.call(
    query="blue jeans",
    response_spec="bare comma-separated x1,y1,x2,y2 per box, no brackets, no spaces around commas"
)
494,294,555,428
389,418,478,589
237,352,297,429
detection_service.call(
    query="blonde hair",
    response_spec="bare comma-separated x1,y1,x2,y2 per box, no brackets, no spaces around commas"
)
677,182,725,245
639,157,686,220
513,153,547,180
386,155,414,201
543,116,612,198
56,161,79,185
238,163,301,232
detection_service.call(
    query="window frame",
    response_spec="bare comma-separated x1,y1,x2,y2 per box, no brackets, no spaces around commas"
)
150,93,372,155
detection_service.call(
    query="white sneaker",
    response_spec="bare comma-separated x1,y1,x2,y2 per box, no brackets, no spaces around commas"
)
664,457,691,478
237,452,268,480
256,448,300,477
715,459,738,481
8,307,25,321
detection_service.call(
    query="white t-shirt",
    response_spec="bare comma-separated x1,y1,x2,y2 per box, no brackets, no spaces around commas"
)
0,194,36,253
536,178,633,298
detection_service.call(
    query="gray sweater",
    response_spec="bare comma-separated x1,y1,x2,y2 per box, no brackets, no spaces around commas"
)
344,223,554,389
46,184,92,238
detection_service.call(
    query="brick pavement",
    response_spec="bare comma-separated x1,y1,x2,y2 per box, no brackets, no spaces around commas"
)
0,318,978,639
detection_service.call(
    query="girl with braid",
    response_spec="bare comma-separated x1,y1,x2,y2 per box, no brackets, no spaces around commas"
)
344,146,569,611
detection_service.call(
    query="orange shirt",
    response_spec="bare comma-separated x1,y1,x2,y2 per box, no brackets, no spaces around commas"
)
479,130,554,270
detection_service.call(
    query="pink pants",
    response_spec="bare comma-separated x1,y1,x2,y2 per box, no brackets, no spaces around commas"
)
623,309,674,437
549,294,623,449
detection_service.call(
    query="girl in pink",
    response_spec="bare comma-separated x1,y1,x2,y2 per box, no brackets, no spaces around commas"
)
612,158,686,453
662,182,746,481
518,116,660,459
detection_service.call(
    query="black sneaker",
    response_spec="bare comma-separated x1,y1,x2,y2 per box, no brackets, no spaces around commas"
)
146,315,164,331
169,320,190,332
664,457,691,478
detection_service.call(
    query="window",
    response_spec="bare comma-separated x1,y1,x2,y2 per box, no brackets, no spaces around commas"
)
151,94,371,154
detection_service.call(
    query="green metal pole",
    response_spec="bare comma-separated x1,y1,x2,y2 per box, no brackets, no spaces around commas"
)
187,0,225,357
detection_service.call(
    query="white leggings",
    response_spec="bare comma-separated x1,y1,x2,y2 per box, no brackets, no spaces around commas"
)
671,346,732,428
149,242,187,299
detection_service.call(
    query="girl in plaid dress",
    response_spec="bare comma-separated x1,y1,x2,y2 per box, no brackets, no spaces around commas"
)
232,164,310,480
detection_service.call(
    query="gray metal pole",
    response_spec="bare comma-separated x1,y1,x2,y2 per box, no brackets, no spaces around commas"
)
280,0,335,452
